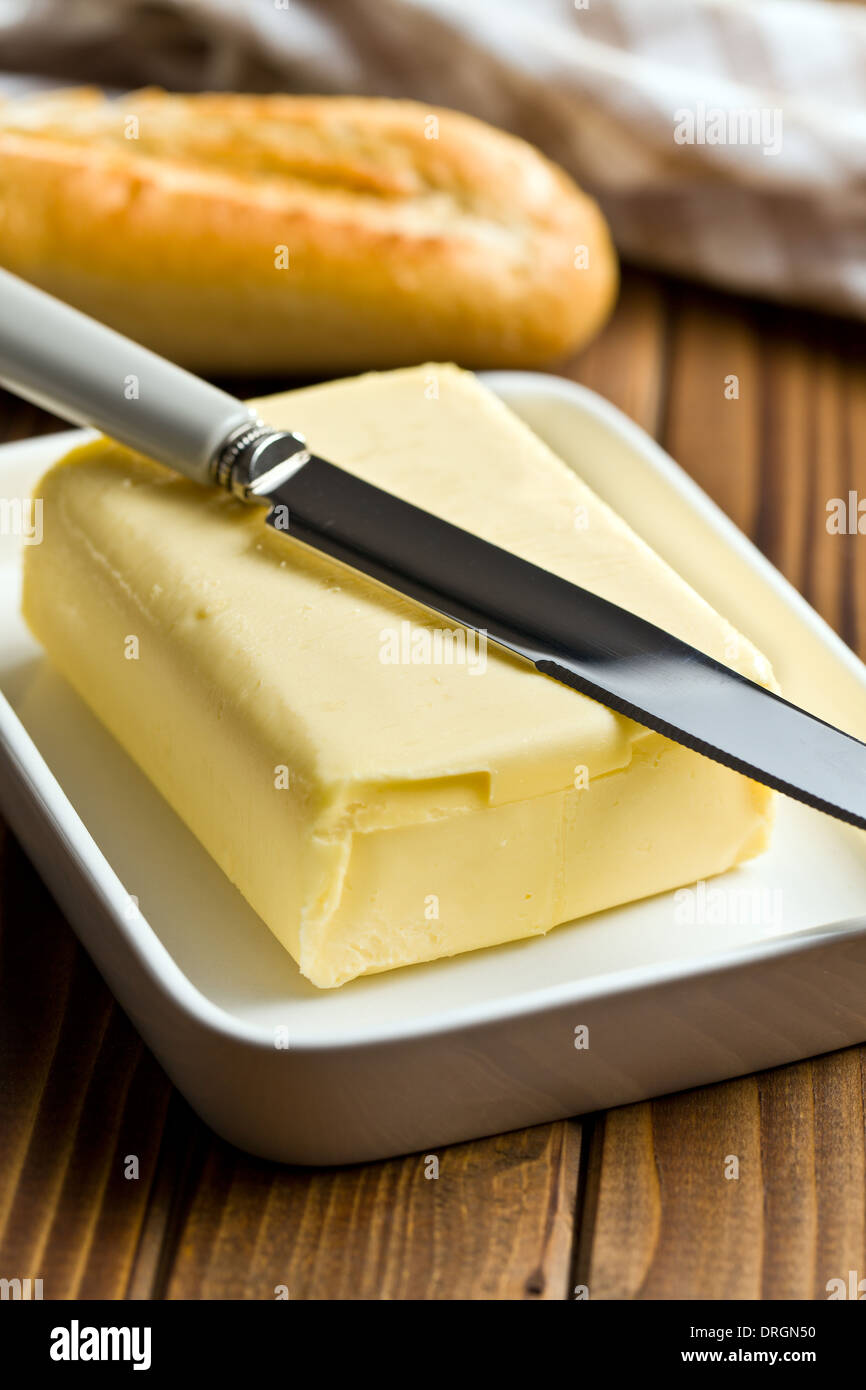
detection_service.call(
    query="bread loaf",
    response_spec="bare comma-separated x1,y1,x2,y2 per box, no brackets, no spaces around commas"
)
0,87,617,374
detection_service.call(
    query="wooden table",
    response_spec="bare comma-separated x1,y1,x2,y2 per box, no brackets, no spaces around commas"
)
2,268,864,1301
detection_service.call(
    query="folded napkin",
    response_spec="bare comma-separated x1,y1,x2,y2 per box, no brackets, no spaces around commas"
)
2,0,865,315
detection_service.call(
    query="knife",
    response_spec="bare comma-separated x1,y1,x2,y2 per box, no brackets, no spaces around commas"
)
1,268,864,830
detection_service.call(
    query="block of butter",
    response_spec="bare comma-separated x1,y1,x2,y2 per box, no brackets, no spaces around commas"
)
23,366,775,987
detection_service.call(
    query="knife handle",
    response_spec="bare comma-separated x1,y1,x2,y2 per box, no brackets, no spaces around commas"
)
0,267,257,486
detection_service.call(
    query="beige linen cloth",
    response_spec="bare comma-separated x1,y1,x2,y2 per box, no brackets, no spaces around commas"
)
1,0,865,315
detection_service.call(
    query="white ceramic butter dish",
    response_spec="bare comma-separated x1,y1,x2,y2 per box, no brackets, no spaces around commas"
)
0,372,864,1164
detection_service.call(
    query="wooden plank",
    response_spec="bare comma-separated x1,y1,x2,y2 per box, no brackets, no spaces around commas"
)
661,285,763,535
661,289,865,641
0,800,173,1299
578,1080,764,1300
565,268,668,436
0,386,67,443
578,1050,866,1300
580,281,866,1300
760,1050,866,1300
162,1120,584,1301
0,393,178,1300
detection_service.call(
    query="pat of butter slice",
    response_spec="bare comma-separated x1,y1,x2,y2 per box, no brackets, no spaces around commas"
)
22,365,775,987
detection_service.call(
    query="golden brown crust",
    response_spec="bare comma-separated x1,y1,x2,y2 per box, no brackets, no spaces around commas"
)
0,87,618,373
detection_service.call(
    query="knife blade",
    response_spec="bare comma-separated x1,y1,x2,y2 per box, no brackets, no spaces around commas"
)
1,267,864,831
263,452,866,832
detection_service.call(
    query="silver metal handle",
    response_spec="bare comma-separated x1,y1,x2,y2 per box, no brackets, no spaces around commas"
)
0,267,258,486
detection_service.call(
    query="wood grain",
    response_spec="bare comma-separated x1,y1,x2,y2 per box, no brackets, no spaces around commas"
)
563,268,668,436
161,1120,583,1301
0,830,172,1299
579,1050,866,1300
579,1080,765,1300
0,267,864,1300
577,282,866,1301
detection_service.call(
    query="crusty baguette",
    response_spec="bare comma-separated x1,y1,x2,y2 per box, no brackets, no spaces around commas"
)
0,87,617,374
